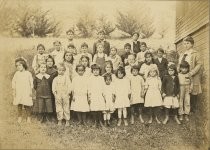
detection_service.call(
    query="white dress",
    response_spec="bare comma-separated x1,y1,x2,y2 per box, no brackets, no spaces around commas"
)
114,77,131,108
130,75,144,105
139,63,158,79
88,75,106,111
71,75,89,112
144,77,163,107
12,71,33,106
103,83,115,113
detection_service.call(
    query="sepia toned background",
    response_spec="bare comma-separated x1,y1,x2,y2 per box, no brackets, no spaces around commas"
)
0,0,209,149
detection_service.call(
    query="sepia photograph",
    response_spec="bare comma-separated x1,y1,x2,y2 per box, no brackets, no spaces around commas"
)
0,0,209,149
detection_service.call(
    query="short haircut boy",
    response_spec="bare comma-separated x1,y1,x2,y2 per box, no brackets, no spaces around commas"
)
183,36,194,45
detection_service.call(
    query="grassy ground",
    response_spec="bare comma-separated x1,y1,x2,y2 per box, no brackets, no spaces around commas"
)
0,37,208,150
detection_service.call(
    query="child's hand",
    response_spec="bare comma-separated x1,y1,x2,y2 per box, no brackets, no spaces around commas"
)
141,92,144,98
88,100,91,105
112,94,116,103
128,94,131,100
72,97,75,102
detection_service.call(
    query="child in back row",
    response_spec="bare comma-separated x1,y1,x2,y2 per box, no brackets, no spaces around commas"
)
12,57,33,123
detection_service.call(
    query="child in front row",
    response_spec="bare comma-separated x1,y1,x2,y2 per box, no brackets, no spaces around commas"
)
144,65,162,124
12,57,33,123
178,61,193,121
130,65,145,124
162,64,181,124
34,63,53,123
114,66,131,126
103,73,115,126
52,63,71,126
71,64,89,125
88,64,106,127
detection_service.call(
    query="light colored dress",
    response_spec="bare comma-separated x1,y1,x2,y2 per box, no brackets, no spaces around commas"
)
50,50,65,66
12,71,33,106
114,77,131,108
71,75,89,112
139,63,158,79
103,83,115,113
130,75,144,104
88,75,106,111
144,77,162,107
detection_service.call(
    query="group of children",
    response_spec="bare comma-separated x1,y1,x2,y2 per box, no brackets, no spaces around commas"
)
12,30,202,127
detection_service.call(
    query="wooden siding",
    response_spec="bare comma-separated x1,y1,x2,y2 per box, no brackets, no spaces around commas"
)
175,1,209,43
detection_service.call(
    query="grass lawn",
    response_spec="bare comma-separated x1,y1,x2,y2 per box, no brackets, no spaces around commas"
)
0,37,208,150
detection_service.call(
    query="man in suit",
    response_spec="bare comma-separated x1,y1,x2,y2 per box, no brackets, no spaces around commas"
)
154,48,168,80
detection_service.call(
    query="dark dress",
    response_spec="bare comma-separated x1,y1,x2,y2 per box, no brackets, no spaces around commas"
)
46,67,58,113
93,40,110,56
132,41,141,54
154,58,168,80
33,74,53,113
121,52,131,66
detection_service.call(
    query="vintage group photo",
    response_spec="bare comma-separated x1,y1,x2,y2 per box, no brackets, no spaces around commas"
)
0,0,209,149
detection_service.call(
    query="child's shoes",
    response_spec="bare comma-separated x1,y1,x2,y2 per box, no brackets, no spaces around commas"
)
117,118,122,126
17,117,22,123
124,119,128,126
148,117,153,124
107,120,110,126
65,121,70,127
185,115,189,121
174,116,181,125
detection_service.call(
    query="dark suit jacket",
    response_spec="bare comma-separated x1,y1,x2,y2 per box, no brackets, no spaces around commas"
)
154,57,168,79
132,41,141,54
92,40,110,56
162,75,180,96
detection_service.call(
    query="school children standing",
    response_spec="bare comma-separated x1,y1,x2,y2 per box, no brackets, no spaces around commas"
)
130,65,145,124
107,47,122,72
63,51,74,80
93,43,108,75
121,43,132,66
12,57,33,123
144,65,162,124
46,55,58,120
103,73,115,126
178,36,202,114
125,54,139,78
33,63,53,123
102,60,116,82
80,55,92,77
178,61,193,121
162,64,181,124
71,65,89,125
52,63,71,126
77,42,92,64
136,42,149,65
114,66,131,126
50,41,65,67
93,30,110,56
88,64,106,127
154,48,168,80
32,44,48,74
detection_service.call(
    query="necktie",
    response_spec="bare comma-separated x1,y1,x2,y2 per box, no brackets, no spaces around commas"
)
181,54,187,63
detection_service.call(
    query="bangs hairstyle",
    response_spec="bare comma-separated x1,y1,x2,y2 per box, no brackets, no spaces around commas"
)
80,55,90,67
147,65,159,78
53,40,61,45
124,43,131,49
66,29,74,35
168,64,178,75
15,57,28,70
183,36,194,45
91,64,101,73
103,73,112,81
63,51,74,64
37,44,45,50
131,65,140,73
111,46,117,52
81,42,88,48
75,64,85,72
115,66,126,78
180,61,190,70
46,55,55,65
57,62,66,71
